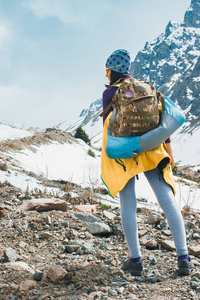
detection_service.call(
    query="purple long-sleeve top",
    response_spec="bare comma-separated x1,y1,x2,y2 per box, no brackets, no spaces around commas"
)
102,75,171,143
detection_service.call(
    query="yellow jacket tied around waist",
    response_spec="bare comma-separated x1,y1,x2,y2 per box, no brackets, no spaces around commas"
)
101,112,176,198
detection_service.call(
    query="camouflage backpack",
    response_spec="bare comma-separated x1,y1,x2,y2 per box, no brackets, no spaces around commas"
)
100,78,165,137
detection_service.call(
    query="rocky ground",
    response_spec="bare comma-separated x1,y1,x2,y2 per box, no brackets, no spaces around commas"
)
0,179,200,300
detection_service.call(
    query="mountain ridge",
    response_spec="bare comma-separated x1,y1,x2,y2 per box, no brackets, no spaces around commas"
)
130,0,200,119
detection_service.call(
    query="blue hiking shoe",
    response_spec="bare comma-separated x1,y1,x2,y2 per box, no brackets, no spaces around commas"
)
178,257,193,275
121,258,143,276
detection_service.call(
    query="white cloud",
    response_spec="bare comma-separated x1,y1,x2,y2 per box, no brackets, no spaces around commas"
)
22,0,96,27
0,82,85,128
0,24,9,39
0,22,13,72
0,23,12,47
22,0,135,30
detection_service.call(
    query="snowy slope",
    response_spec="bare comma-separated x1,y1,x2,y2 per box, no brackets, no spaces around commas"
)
14,140,101,187
0,123,33,141
0,123,101,191
171,121,200,167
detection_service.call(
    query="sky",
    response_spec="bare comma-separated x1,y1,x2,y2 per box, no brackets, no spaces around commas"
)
0,0,191,129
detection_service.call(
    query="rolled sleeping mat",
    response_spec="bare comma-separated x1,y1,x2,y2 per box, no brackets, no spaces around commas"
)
106,96,185,159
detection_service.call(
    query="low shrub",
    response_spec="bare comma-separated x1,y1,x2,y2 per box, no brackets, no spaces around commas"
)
87,149,95,157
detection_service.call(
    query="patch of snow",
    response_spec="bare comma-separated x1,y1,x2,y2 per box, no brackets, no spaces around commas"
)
193,77,200,82
186,87,194,101
0,123,33,142
172,125,200,166
188,50,200,56
14,141,101,188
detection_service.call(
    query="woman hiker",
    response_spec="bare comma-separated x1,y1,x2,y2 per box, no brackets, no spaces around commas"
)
101,49,193,276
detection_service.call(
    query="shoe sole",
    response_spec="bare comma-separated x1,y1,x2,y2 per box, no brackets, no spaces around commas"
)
121,266,142,276
130,270,142,276
178,268,191,275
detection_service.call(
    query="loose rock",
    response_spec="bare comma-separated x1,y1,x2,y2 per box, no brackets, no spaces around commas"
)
189,245,200,256
161,240,176,251
3,247,18,262
73,211,101,223
47,265,68,282
16,198,68,213
85,221,112,235
19,279,37,291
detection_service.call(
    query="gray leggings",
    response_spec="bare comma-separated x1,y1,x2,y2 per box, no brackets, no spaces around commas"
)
119,167,188,258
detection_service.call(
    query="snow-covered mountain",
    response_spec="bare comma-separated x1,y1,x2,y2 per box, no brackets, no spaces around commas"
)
61,0,200,170
130,0,200,120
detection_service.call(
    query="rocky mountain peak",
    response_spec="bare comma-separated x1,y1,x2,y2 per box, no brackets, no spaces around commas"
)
165,21,180,38
184,0,200,28
79,98,102,118
129,0,200,121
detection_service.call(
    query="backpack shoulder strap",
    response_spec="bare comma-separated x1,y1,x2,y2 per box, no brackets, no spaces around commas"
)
156,91,166,112
100,102,113,117
110,82,122,88
100,82,122,117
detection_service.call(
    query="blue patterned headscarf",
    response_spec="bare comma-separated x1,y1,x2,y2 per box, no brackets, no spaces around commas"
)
105,49,131,74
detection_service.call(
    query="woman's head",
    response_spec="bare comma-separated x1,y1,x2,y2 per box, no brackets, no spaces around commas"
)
105,49,131,74
105,49,131,84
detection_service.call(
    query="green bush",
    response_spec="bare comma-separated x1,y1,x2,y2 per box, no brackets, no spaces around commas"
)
74,126,91,145
173,165,178,176
101,204,107,210
87,148,95,157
